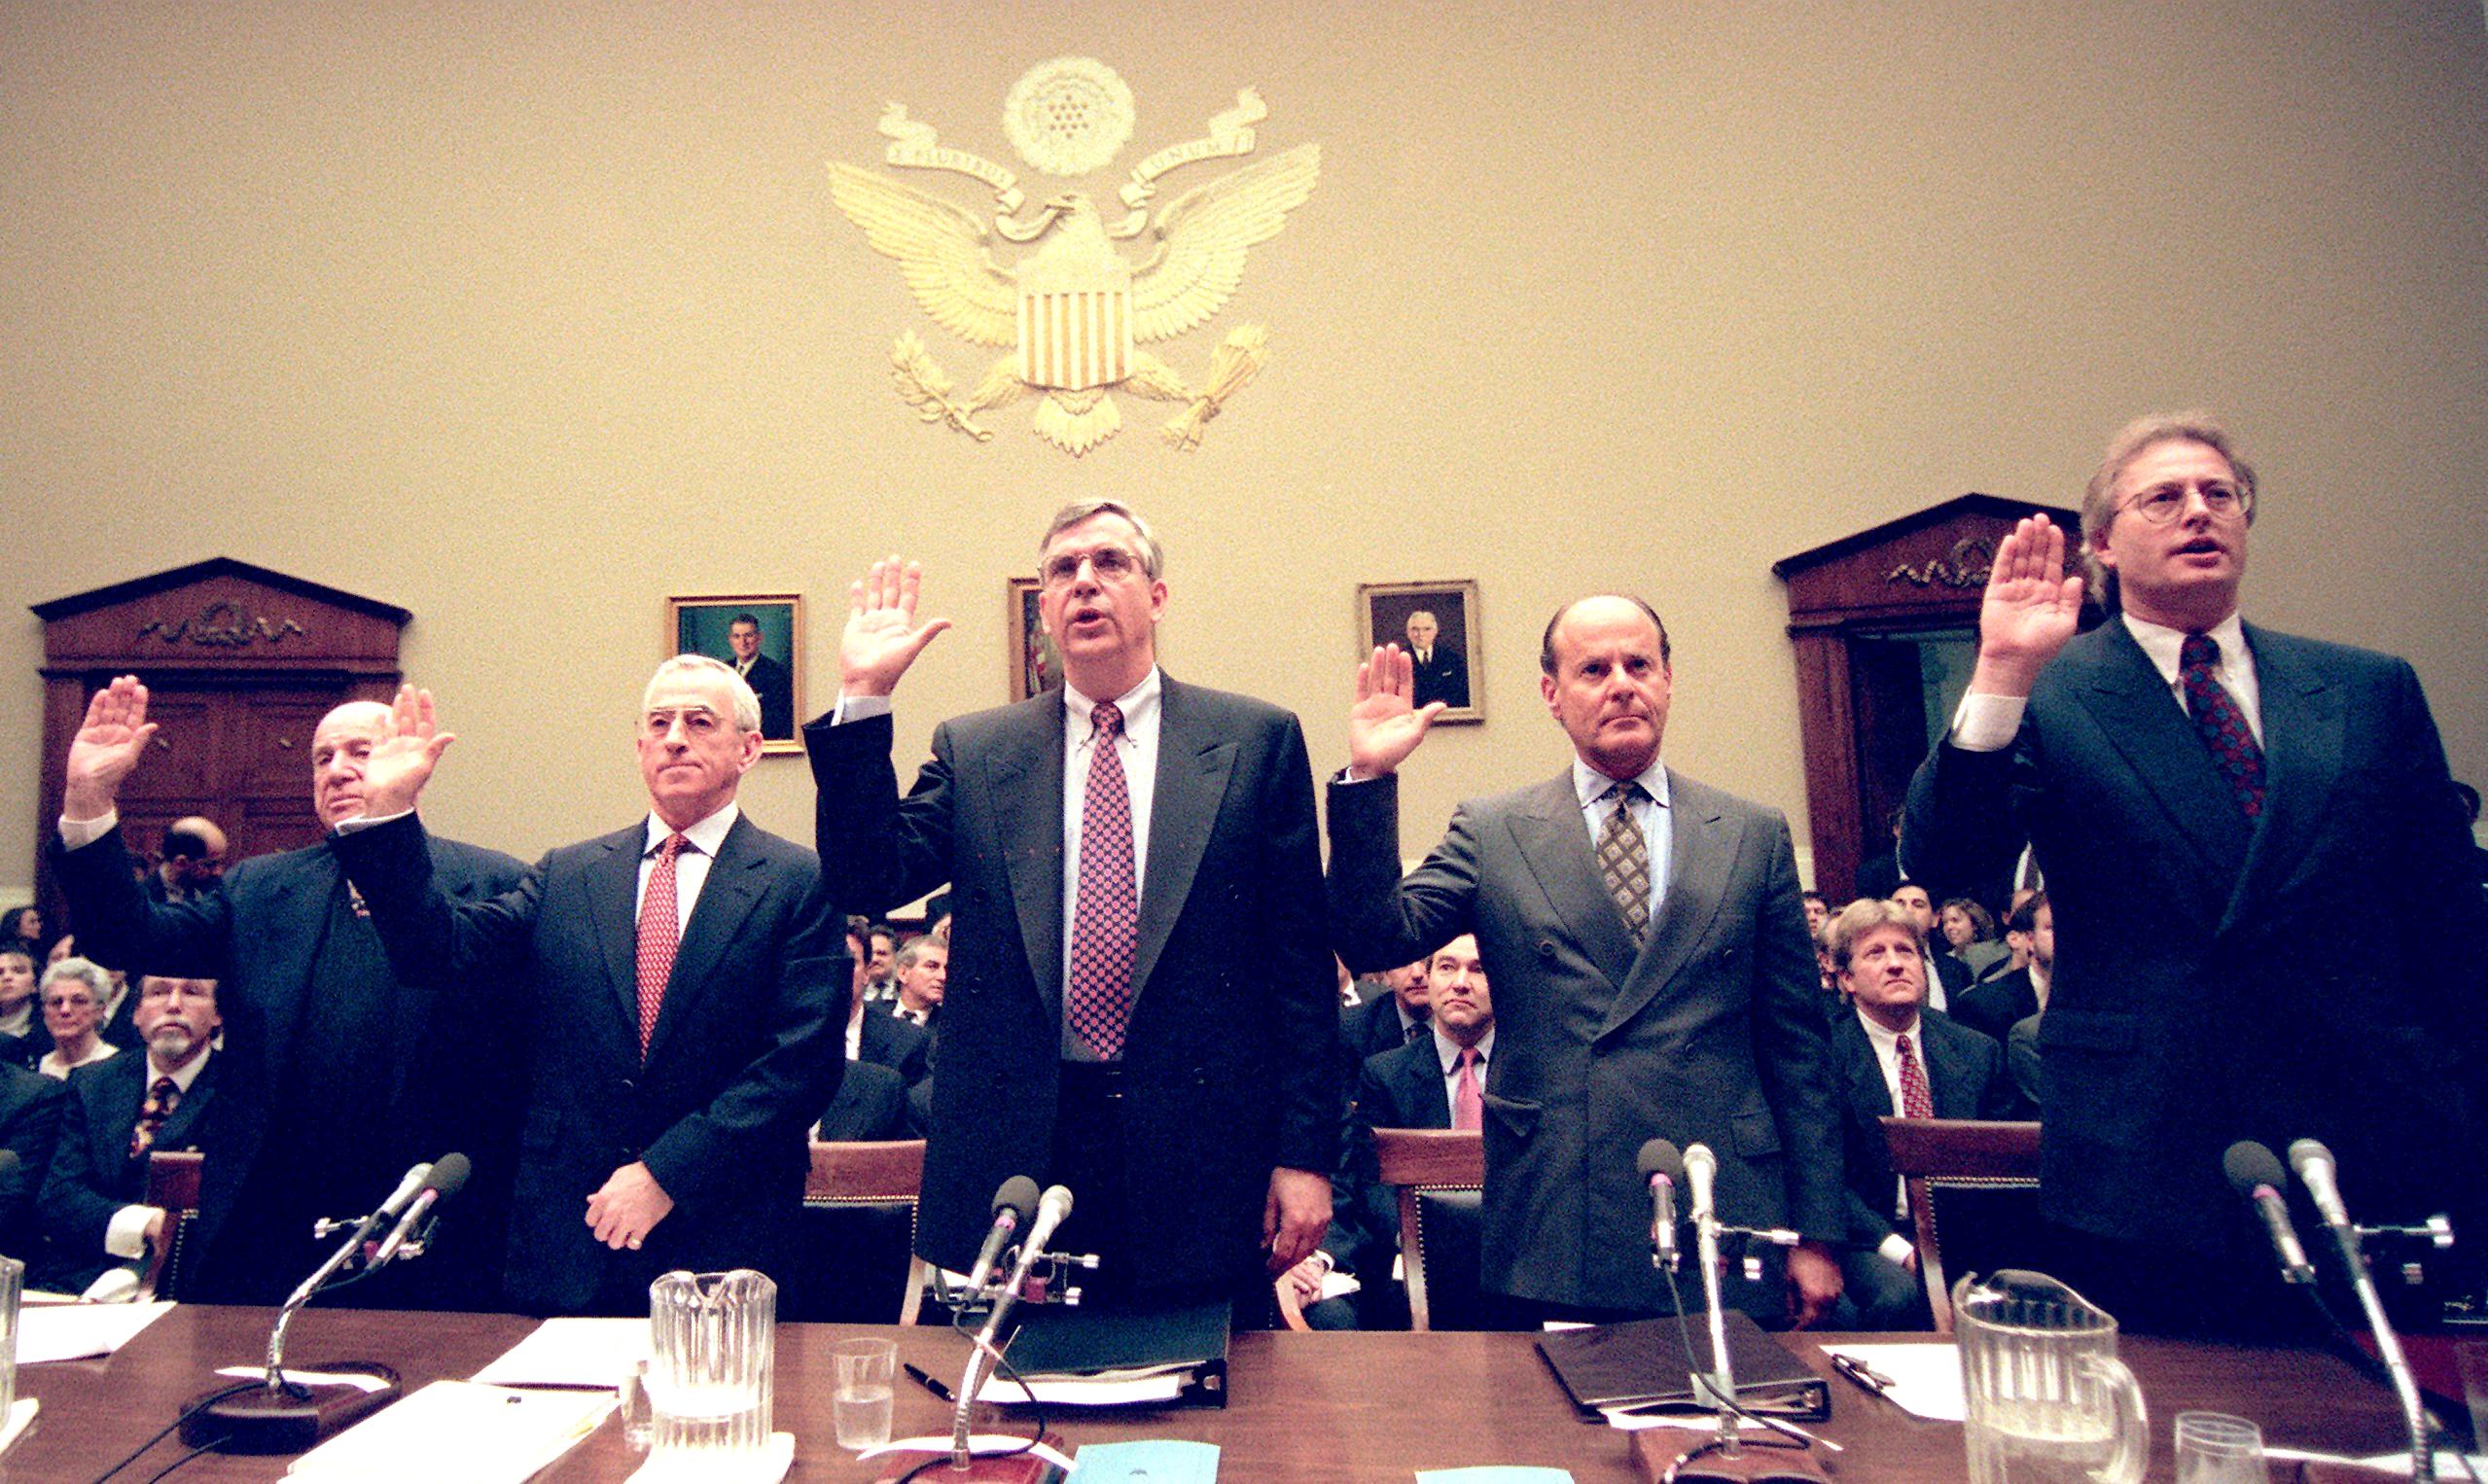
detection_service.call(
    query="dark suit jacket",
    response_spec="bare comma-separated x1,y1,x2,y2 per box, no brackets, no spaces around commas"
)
741,653,796,740
0,1062,68,1263
1408,648,1469,712
1904,620,2488,1251
332,811,846,1314
38,1050,219,1289
1331,1034,1456,1273
804,678,1339,1292
815,1058,912,1141
1328,768,1843,1312
1826,1009,2026,1251
856,1007,930,1087
1948,968,2040,1045
1340,991,1418,1081
53,825,526,1294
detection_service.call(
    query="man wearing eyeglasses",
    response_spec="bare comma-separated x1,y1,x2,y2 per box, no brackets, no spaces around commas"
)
1902,412,2486,1335
808,501,1338,1316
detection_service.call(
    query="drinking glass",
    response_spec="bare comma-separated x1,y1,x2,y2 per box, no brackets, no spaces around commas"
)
830,1336,898,1450
2172,1410,2263,1484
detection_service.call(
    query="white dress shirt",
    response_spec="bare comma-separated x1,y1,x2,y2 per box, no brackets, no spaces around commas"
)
1949,611,2259,751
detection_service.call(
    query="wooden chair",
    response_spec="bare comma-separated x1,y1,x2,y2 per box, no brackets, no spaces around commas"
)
1372,1127,1485,1332
799,1139,933,1325
1878,1116,2044,1332
139,1149,205,1301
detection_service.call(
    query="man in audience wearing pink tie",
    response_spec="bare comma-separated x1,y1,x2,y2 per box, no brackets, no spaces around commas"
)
807,501,1337,1315
330,656,847,1316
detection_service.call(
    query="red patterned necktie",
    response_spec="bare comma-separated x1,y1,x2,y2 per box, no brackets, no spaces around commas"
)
2180,633,2265,819
1896,1032,1934,1119
635,832,689,1058
1451,1046,1483,1131
128,1076,179,1161
1067,702,1137,1058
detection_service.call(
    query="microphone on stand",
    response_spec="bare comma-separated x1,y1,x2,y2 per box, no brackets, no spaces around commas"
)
2288,1139,2444,1481
371,1153,471,1267
1638,1138,1684,1269
965,1176,1041,1297
2222,1141,2315,1285
951,1185,1073,1466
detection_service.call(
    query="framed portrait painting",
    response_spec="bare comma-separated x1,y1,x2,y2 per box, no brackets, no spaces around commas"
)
667,593,803,752
1007,577,1062,703
1358,579,1483,724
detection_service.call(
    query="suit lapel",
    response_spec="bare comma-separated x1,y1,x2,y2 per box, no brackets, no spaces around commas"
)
2221,627,2340,935
1129,679,1236,1006
2069,623,2252,885
590,826,647,1039
156,1058,217,1148
993,700,1068,1012
644,816,767,1065
1835,1018,1898,1122
1510,774,1639,989
254,846,341,1094
1598,771,1734,1040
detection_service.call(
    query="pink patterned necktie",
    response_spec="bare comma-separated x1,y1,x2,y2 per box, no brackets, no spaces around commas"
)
1451,1046,1483,1131
635,832,689,1058
2180,633,2265,819
1067,702,1138,1058
1896,1032,1934,1119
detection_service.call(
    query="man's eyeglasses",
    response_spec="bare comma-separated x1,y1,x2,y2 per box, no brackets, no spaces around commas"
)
1040,546,1144,588
2121,480,2252,526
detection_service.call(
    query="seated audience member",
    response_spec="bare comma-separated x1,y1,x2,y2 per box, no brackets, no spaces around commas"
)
1284,933,1494,1330
1341,956,1431,1076
2008,1012,2044,1109
0,1058,69,1261
36,959,120,1079
844,923,929,1087
813,1058,915,1141
860,924,899,1003
1801,891,1830,939
1825,899,2026,1328
0,944,47,1069
1938,897,2007,976
885,936,944,1029
37,974,219,1293
1950,893,2052,1045
148,817,229,905
1890,884,1964,1009
3,906,55,964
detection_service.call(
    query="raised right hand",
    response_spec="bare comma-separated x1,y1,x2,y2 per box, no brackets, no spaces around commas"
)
358,684,457,817
1970,514,2086,696
63,676,160,818
1346,645,1445,778
840,556,952,699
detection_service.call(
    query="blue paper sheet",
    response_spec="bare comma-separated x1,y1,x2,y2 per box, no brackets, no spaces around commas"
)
1065,1438,1220,1483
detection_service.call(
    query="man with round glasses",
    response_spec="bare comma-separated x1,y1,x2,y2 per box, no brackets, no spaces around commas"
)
1902,411,2484,1335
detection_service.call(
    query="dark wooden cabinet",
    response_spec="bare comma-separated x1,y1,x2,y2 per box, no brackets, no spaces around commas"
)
28,558,410,918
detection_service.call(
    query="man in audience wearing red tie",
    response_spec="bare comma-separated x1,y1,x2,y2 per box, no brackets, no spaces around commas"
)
1822,901,2024,1328
1903,411,2488,1333
807,502,1337,1316
38,974,220,1295
331,656,846,1316
1327,594,1846,1325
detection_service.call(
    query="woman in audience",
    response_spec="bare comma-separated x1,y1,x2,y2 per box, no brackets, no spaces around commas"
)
34,957,118,1078
1,906,53,963
1938,898,2008,977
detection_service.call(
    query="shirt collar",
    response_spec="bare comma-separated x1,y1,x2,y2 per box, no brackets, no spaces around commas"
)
645,801,740,859
2121,609,2248,688
1435,1024,1494,1073
1855,1004,1924,1051
149,1042,212,1094
1573,757,1670,811
1065,667,1162,743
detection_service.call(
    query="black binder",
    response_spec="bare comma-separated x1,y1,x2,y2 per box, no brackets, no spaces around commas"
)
1534,1311,1830,1422
997,1299,1230,1408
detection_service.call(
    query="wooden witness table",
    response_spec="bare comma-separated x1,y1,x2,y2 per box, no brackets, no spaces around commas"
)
17,1306,2423,1481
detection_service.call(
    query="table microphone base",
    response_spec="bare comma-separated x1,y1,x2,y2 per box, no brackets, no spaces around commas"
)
1632,1431,1830,1484
871,1435,1065,1483
180,1362,402,1454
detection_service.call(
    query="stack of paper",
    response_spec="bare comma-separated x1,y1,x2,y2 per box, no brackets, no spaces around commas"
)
284,1381,611,1481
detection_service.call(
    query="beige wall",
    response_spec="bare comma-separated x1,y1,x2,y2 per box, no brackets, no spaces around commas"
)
5,2,2485,894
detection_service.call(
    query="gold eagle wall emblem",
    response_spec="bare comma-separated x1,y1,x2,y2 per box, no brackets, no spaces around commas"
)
826,60,1319,455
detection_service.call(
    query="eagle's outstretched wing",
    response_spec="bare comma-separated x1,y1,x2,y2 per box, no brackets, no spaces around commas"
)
826,162,1018,347
1127,142,1319,344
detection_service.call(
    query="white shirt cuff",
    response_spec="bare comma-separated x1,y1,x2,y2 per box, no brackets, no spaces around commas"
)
333,809,412,834
1877,1232,1917,1268
834,694,892,724
105,1204,155,1259
1947,692,2028,753
59,810,119,849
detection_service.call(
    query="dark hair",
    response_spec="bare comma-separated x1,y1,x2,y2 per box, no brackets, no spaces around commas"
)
1939,897,1998,942
2006,891,2050,936
730,613,760,629
1539,594,1672,676
0,907,39,945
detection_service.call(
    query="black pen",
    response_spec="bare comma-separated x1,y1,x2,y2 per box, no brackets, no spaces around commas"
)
1830,1352,1894,1401
904,1361,956,1402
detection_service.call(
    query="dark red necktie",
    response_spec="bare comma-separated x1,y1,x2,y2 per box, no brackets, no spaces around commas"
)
2180,633,2264,819
1067,702,1137,1058
635,832,689,1058
128,1076,179,1161
1896,1033,1934,1119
